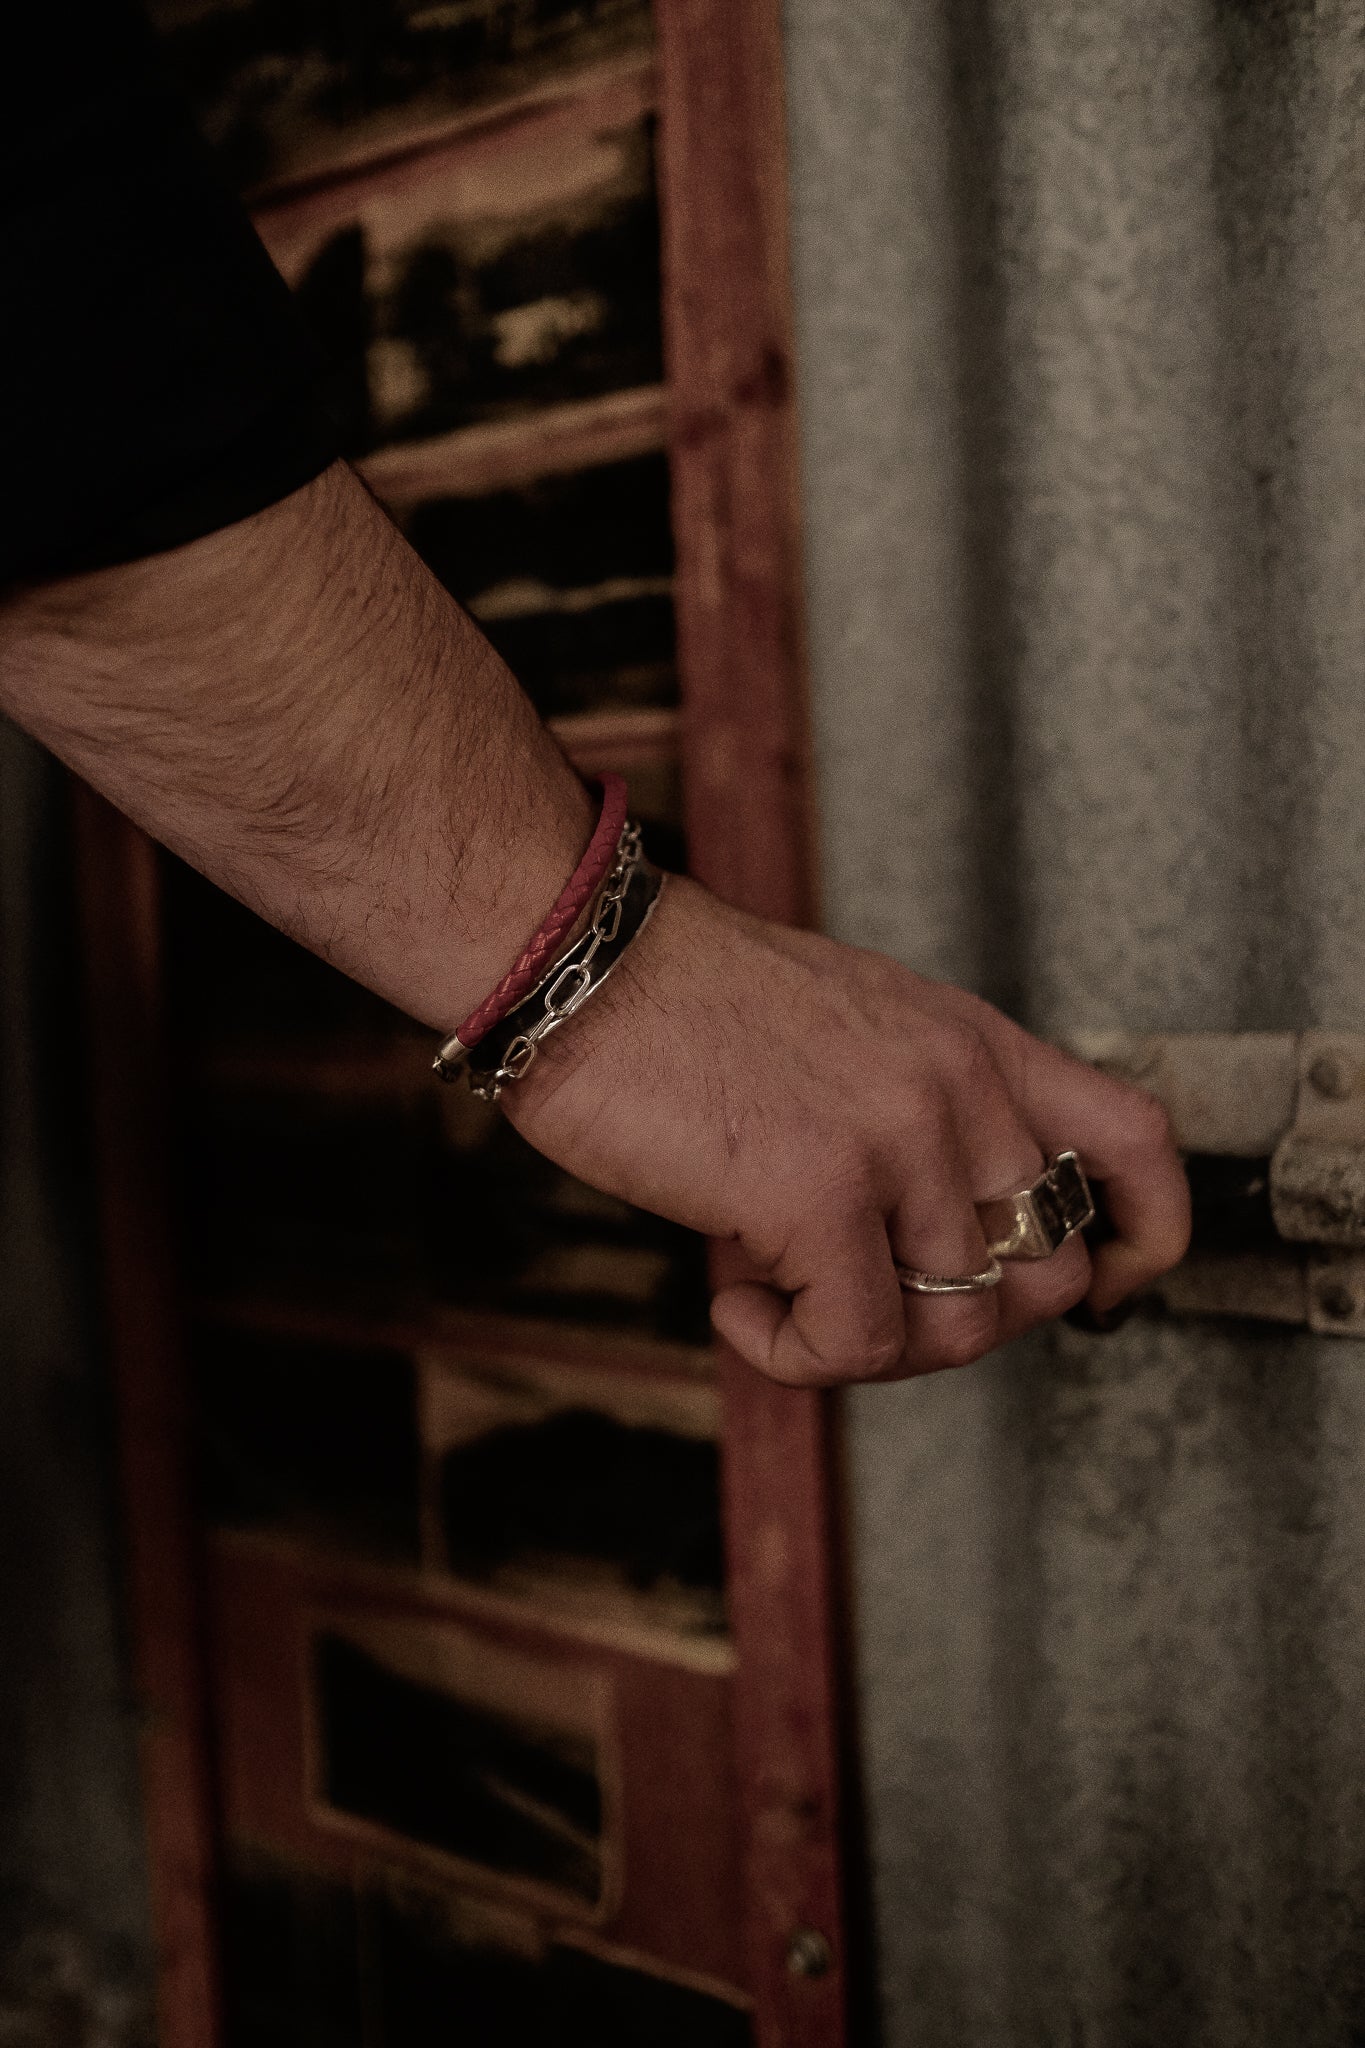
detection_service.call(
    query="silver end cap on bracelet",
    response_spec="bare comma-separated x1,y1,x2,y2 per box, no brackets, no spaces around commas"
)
432,1034,470,1081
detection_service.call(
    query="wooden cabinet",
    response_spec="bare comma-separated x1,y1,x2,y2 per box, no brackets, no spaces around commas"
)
79,4,849,2042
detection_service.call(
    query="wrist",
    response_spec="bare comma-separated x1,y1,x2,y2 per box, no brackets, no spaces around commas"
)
432,790,651,1090
401,737,597,1030
495,873,765,1245
498,871,711,1139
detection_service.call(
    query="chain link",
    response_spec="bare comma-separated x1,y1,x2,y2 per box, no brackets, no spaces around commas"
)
471,824,644,1101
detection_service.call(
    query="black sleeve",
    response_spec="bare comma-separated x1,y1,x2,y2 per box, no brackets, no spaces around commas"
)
1,2,341,586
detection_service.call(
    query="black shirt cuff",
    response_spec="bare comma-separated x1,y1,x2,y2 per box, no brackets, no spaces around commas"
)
1,1,342,586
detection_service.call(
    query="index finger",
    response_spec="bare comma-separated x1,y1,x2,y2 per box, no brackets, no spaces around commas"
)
1013,1043,1190,1313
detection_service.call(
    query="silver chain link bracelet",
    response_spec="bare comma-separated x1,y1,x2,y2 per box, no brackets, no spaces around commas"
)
432,824,664,1101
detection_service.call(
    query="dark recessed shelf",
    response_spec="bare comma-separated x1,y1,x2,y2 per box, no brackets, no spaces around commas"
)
192,1296,714,1387
220,1851,753,2048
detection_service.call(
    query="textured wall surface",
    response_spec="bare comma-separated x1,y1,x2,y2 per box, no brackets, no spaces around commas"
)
0,722,152,2045
782,1,1365,2043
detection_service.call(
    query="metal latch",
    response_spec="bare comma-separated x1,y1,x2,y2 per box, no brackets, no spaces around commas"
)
1074,1030,1365,1336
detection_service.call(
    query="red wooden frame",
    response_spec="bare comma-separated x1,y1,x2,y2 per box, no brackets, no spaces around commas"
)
205,1538,749,2000
72,791,223,2048
653,2,851,2041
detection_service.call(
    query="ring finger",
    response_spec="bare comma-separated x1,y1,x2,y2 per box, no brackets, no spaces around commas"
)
888,1101,1003,1373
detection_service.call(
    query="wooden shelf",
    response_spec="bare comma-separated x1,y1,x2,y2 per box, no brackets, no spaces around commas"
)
190,1037,428,1102
191,1294,716,1388
210,1526,733,1678
244,48,660,210
550,704,681,770
253,58,659,263
362,387,669,507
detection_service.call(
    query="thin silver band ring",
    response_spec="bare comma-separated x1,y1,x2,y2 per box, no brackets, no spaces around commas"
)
896,1255,1004,1297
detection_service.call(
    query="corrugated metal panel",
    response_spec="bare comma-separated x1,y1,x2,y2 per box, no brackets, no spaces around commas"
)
782,1,1365,2041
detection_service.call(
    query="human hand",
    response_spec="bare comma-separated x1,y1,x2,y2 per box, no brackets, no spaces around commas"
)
504,876,1190,1386
0,448,1189,1388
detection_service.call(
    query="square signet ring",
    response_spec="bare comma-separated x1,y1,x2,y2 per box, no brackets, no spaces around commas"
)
978,1150,1096,1262
896,1151,1096,1296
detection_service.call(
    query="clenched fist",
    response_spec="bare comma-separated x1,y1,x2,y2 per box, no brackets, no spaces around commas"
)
507,875,1191,1385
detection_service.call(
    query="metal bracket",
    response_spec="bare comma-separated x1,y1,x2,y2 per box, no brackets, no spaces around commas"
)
1073,1030,1365,1336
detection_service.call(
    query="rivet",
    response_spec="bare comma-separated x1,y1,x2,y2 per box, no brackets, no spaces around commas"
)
1316,1281,1357,1323
786,1928,833,1979
1310,1054,1351,1101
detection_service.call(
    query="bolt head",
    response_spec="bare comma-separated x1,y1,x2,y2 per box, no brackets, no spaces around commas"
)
786,1928,833,1979
1310,1054,1351,1101
1317,1281,1357,1323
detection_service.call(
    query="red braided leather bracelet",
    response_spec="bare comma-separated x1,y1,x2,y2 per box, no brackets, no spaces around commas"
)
453,772,629,1050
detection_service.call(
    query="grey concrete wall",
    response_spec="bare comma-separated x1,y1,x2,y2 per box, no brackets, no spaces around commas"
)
782,1,1365,2043
0,720,152,2044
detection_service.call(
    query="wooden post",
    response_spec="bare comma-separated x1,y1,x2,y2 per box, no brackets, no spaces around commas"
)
653,1,853,2040
71,787,223,2048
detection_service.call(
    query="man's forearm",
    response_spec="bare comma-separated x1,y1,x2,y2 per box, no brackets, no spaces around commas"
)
0,460,593,1028
0,453,1191,1379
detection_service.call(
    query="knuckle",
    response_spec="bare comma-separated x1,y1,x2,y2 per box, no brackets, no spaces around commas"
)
774,1280,912,1384
925,1025,1016,1135
788,1161,879,1238
927,1020,989,1086
805,1330,905,1385
807,1136,878,1204
937,1326,992,1372
863,1330,910,1377
1004,1262,1088,1333
956,1027,1003,1103
1061,1254,1094,1311
856,945,914,1005
1123,1085,1177,1155
982,1243,1092,1342
1150,1207,1193,1272
766,1354,827,1389
901,1076,954,1148
925,1301,999,1371
1036,1243,1092,1316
